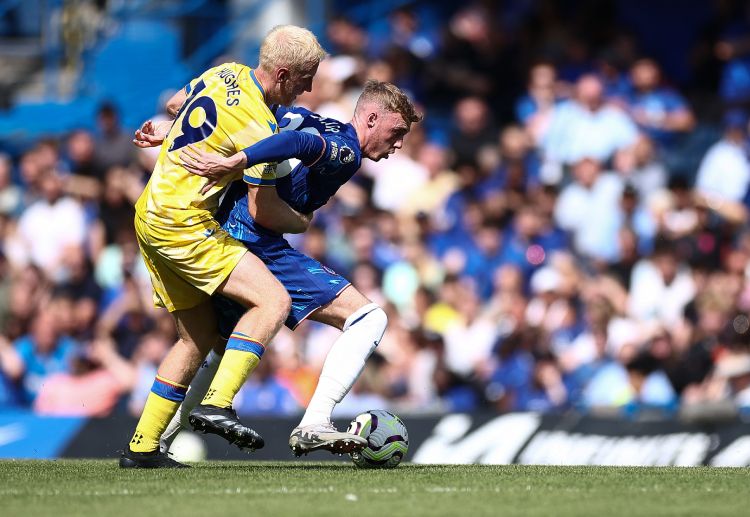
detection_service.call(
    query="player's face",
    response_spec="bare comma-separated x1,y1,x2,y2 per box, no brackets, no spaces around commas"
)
279,63,319,105
367,111,409,161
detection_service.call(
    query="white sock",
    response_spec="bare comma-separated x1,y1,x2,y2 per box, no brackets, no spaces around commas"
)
298,303,387,428
160,349,222,452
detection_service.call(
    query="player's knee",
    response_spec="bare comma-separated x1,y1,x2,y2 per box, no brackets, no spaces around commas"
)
368,306,388,342
278,294,292,321
345,303,388,344
264,285,291,324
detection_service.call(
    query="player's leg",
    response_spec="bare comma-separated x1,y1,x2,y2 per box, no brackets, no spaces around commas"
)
160,344,223,452
121,300,220,468
289,285,388,455
188,250,290,449
160,296,244,453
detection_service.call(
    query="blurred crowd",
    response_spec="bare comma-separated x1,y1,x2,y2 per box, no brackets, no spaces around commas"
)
3,0,750,420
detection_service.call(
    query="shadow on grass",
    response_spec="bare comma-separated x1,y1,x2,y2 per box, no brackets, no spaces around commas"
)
194,462,356,471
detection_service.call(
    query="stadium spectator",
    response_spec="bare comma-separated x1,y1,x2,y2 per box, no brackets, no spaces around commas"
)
235,350,300,416
15,169,87,278
628,238,696,329
694,110,750,204
554,157,624,262
516,62,565,142
541,74,638,182
33,338,133,416
716,18,750,107
714,352,750,408
625,59,695,147
65,129,103,179
613,135,667,206
449,96,497,166
0,153,22,216
1,310,80,405
93,102,136,172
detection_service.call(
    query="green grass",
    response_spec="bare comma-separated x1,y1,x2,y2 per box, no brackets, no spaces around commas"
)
2,460,750,516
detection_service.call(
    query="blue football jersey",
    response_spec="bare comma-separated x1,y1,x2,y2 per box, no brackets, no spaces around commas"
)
272,105,362,213
217,106,362,235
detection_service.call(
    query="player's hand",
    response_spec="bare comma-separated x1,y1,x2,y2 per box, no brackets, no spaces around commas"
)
180,145,245,194
133,119,170,148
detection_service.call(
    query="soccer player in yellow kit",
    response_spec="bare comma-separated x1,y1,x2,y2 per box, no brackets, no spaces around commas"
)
120,25,325,468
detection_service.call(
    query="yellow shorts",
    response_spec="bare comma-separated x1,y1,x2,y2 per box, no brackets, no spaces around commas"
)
134,213,247,312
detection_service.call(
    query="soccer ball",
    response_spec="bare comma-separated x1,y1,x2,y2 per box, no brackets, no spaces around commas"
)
347,410,408,468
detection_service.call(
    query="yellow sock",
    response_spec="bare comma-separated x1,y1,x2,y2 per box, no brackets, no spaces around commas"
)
129,375,187,453
201,333,265,408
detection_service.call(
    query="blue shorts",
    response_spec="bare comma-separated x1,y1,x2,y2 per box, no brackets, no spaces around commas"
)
213,213,350,336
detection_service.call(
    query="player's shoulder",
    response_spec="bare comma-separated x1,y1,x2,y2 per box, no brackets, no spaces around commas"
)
273,104,313,122
322,126,361,170
328,123,359,148
198,62,244,82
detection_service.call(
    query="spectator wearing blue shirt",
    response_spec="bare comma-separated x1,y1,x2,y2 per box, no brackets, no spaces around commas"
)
582,351,677,412
477,126,541,203
716,28,750,106
1,310,78,405
626,59,695,147
235,352,299,417
515,62,565,143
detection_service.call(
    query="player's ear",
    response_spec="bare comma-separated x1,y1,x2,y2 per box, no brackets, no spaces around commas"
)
276,67,290,83
367,111,377,128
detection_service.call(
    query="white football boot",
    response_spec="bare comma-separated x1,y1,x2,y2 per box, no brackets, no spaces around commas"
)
288,421,367,457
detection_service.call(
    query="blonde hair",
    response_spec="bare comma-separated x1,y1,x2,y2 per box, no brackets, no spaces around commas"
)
259,25,326,74
356,80,423,126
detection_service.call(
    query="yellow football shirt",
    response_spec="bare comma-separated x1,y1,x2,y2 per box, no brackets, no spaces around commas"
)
135,62,278,227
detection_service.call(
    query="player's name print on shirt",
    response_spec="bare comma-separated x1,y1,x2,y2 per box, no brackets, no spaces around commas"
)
216,67,242,106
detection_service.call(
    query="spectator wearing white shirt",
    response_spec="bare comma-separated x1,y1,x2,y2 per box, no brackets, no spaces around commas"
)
16,170,87,279
695,110,750,204
628,238,696,329
554,157,625,262
541,74,638,183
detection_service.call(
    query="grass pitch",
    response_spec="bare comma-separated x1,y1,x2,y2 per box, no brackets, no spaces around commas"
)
2,460,750,516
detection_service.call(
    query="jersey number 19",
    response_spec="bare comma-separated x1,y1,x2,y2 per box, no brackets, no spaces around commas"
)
170,79,217,152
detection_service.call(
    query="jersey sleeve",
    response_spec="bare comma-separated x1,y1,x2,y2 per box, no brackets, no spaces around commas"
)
242,131,326,167
240,119,278,186
316,133,361,174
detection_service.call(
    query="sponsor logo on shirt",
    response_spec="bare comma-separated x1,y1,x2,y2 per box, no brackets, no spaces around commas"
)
329,140,339,161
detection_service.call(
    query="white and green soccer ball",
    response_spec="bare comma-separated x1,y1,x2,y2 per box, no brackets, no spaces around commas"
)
347,410,409,468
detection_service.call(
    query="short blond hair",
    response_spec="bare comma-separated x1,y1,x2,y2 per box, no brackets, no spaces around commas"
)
259,25,326,74
356,80,423,126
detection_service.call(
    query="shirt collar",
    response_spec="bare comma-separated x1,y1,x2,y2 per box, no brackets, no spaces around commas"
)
250,69,265,99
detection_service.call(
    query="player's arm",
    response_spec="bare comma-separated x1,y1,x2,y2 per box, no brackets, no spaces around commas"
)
165,88,189,118
180,131,325,192
132,86,190,148
247,184,313,234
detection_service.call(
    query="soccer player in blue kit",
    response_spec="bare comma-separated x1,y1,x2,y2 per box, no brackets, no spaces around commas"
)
156,80,421,456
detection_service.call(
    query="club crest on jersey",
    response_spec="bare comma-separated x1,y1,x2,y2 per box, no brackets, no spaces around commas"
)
339,146,355,164
329,140,339,161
